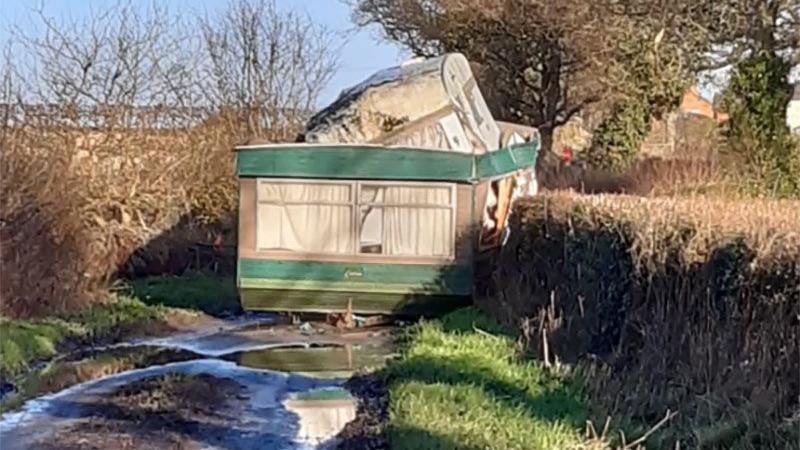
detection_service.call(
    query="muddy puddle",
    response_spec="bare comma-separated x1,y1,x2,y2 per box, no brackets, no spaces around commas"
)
0,346,204,413
0,317,397,450
225,343,394,378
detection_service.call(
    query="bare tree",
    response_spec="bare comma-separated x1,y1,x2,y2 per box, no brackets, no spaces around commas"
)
2,0,341,316
198,0,339,140
704,0,799,67
612,0,798,72
354,0,624,168
1,40,21,142
13,2,199,128
355,0,754,175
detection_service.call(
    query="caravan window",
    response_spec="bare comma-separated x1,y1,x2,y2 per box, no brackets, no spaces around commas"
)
256,180,455,259
256,181,354,253
359,184,453,257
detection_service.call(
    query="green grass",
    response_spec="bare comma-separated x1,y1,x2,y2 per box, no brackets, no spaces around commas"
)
128,273,239,316
0,296,167,376
0,320,69,377
0,273,236,377
386,307,588,450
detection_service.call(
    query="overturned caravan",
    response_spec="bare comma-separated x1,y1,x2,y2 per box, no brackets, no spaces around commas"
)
235,53,539,315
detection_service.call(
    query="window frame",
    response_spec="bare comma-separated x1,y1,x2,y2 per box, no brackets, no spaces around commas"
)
255,178,457,262
255,179,355,255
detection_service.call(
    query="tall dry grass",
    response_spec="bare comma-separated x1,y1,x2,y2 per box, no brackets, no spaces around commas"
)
0,0,335,318
0,111,247,317
0,109,309,318
541,154,731,197
481,192,800,449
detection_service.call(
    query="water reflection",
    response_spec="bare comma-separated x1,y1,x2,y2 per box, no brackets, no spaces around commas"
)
1,346,203,412
284,387,357,446
223,343,396,378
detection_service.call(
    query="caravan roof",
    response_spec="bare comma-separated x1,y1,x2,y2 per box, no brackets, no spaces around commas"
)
234,141,538,183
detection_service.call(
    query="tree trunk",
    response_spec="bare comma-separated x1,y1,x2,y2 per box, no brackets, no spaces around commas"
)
536,124,554,174
536,45,562,174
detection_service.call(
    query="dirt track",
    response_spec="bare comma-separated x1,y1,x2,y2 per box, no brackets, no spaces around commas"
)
37,373,245,450
0,316,396,450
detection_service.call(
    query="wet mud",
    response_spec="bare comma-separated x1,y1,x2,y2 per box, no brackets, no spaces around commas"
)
1,346,203,412
35,373,245,450
0,316,398,450
334,374,389,450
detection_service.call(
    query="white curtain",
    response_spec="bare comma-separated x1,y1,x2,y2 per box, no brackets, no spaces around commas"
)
257,183,352,253
381,186,452,257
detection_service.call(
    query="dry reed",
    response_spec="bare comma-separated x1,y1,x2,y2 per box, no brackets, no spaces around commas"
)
481,192,800,449
0,110,273,317
0,0,334,318
541,155,732,197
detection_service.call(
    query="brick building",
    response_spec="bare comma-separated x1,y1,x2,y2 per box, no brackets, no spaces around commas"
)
678,86,729,123
640,86,728,157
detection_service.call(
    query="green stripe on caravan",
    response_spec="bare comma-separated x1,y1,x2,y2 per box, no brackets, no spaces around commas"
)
235,142,538,182
238,259,472,296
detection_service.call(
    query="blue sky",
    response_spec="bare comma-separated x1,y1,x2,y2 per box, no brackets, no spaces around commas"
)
5,1,790,106
0,0,408,106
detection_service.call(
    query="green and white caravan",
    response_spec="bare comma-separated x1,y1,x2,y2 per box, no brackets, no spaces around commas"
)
235,53,539,315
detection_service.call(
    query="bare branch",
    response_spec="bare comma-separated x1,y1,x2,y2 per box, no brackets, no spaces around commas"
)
198,0,339,139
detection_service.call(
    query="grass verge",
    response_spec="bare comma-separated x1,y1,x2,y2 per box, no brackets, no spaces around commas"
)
128,273,239,316
385,307,590,450
0,296,173,377
0,273,236,378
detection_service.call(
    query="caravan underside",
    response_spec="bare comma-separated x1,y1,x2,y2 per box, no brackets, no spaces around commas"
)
238,258,473,316
239,289,469,316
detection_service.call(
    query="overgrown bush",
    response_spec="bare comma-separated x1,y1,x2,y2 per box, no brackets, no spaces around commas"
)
584,101,651,172
584,27,688,173
0,127,95,315
481,193,800,449
723,52,800,198
0,0,336,318
0,117,239,317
